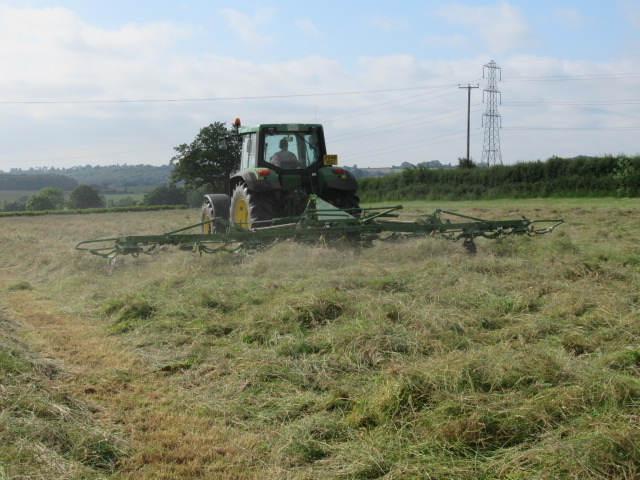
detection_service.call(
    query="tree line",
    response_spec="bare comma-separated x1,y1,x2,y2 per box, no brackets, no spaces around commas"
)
0,174,78,191
1,184,194,213
357,154,640,202
3,164,173,187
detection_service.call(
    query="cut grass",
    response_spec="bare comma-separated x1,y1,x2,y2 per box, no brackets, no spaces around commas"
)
1,199,639,479
0,309,128,479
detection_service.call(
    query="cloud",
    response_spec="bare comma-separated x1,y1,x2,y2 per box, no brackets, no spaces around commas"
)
295,18,323,38
357,54,421,84
423,33,468,49
0,6,192,52
368,15,408,33
220,7,275,46
437,2,534,54
553,8,591,28
0,5,195,103
620,0,640,29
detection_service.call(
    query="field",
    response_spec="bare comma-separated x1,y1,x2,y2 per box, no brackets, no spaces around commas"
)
1,198,639,479
0,185,154,205
0,190,46,203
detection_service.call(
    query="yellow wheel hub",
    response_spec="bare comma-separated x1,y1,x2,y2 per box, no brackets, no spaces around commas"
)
233,199,249,229
203,214,213,234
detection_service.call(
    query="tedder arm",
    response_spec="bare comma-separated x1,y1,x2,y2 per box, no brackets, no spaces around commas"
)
75,196,564,261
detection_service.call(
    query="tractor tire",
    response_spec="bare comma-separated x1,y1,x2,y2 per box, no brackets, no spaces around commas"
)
201,194,230,234
230,184,276,230
324,189,361,216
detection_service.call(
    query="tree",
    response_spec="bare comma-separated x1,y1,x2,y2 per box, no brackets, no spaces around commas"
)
141,185,187,206
68,185,105,209
458,157,476,169
170,122,239,192
26,186,65,211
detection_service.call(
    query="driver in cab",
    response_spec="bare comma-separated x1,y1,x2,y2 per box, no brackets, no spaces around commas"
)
270,138,301,168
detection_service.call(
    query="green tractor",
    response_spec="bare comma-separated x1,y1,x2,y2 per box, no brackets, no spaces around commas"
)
201,119,360,233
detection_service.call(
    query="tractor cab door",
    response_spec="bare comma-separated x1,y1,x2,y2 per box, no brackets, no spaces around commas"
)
240,132,258,170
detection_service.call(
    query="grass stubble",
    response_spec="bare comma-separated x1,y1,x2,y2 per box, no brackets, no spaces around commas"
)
0,199,639,479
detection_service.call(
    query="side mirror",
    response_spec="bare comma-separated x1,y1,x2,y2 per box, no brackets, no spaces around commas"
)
218,136,227,150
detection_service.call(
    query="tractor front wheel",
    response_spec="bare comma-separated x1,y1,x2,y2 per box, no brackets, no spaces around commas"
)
201,194,230,234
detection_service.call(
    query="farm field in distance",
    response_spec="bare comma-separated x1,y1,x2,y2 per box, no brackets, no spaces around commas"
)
1,198,639,479
0,185,155,205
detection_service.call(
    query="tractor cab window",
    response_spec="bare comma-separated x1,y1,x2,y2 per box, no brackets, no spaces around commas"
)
240,133,257,170
265,131,321,169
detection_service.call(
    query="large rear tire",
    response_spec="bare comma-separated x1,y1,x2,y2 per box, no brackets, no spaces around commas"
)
230,184,276,230
201,194,230,234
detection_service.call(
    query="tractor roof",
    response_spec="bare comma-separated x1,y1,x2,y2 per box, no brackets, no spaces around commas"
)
239,123,323,134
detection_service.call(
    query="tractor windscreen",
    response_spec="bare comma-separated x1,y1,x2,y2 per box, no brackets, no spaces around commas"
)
265,131,320,169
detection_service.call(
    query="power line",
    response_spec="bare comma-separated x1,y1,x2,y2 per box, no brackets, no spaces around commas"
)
503,126,640,131
504,99,640,106
320,85,458,123
0,84,460,105
503,72,640,82
331,107,481,143
345,130,481,162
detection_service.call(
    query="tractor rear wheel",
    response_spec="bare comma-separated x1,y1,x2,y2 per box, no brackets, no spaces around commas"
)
201,194,230,234
230,184,276,230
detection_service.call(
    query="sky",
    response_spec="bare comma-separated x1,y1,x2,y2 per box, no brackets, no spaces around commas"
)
1,0,639,171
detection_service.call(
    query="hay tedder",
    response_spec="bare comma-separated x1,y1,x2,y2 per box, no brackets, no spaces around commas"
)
75,120,563,261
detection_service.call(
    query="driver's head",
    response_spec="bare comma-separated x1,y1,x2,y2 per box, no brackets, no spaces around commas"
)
279,138,288,149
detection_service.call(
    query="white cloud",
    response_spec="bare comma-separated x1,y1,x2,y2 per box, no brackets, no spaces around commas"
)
356,54,421,85
368,15,408,33
0,5,194,102
553,8,591,28
296,18,323,38
423,33,468,49
220,7,275,46
437,2,534,54
620,0,640,29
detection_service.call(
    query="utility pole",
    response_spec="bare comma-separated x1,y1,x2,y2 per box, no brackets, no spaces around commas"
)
481,60,503,166
459,84,479,162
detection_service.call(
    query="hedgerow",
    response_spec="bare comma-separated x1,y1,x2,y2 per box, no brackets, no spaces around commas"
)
358,154,640,202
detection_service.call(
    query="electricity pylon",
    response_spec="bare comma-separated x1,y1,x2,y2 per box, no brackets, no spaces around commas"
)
481,60,503,166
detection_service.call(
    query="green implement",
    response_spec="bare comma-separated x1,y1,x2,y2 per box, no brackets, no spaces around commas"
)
75,196,564,261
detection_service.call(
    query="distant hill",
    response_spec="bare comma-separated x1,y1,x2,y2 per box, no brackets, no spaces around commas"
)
345,161,454,178
3,164,174,187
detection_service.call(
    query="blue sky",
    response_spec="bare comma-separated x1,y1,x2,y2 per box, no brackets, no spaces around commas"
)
1,0,639,170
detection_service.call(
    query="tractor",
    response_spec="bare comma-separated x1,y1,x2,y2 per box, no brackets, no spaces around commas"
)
201,119,360,233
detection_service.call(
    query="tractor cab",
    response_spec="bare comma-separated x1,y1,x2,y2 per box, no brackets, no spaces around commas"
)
237,123,330,171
